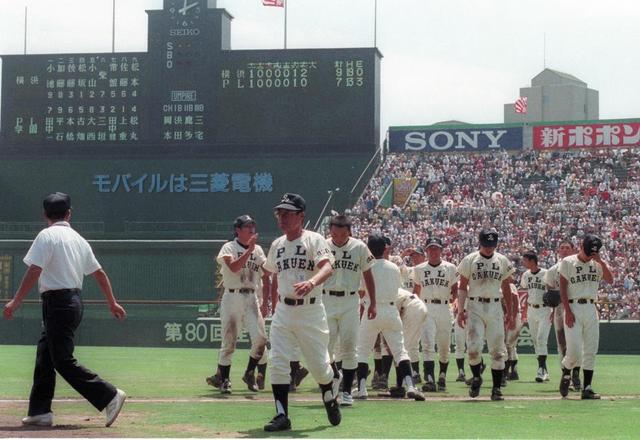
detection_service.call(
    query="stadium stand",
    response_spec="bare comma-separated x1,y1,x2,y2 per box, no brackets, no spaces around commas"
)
347,148,640,320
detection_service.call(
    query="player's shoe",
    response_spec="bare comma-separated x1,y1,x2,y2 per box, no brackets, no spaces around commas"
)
264,414,291,432
206,373,222,388
22,412,53,427
508,369,519,381
378,373,389,390
371,371,381,389
332,371,343,400
456,370,467,382
559,374,571,398
437,373,447,392
341,391,353,407
221,379,232,394
295,366,309,388
421,379,437,392
355,378,368,399
407,385,426,401
105,389,127,427
469,376,482,398
323,395,342,426
581,386,601,400
535,367,545,383
412,373,422,385
490,387,504,401
242,371,259,392
543,368,550,382
572,370,582,391
389,385,406,398
256,372,266,390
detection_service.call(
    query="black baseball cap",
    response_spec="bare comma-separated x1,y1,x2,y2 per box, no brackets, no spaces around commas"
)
425,237,443,249
43,192,71,218
274,193,306,212
383,236,392,246
329,214,351,228
479,229,499,247
367,234,387,257
233,215,255,229
411,246,426,255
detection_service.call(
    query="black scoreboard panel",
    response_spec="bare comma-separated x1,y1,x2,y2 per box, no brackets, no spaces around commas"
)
1,53,148,145
215,48,378,145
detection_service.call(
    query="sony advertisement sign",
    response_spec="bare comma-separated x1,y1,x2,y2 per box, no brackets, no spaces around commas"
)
389,126,523,153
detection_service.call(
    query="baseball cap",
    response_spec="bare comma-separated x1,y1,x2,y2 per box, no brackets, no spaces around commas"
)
383,236,392,246
329,214,351,228
583,234,603,256
274,193,306,212
425,237,443,249
43,192,71,218
233,215,255,229
479,228,499,247
411,246,426,255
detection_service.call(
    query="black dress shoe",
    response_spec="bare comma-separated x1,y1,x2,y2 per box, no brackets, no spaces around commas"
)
264,414,292,432
324,398,342,426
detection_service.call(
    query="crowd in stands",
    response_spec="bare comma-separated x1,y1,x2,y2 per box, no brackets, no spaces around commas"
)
347,148,640,320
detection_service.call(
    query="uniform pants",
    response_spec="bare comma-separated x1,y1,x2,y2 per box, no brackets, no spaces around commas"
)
28,291,116,416
356,304,410,364
466,300,506,370
554,306,568,361
505,314,523,361
324,294,360,370
454,320,467,359
401,300,428,363
527,306,553,356
421,303,452,363
218,291,267,366
562,303,599,371
269,300,333,385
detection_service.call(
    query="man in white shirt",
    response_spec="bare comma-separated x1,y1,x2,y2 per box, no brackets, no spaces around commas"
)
3,192,127,428
206,215,270,394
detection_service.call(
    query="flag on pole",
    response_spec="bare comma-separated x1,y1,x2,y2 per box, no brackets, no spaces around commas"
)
514,96,528,114
263,0,284,7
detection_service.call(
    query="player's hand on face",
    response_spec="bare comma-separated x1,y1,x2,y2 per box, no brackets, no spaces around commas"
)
247,233,258,250
110,302,127,321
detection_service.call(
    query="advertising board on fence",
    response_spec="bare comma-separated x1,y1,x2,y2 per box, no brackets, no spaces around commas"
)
389,126,523,153
533,121,640,150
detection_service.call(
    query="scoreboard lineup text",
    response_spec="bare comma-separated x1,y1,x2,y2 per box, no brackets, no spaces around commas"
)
1,1,380,152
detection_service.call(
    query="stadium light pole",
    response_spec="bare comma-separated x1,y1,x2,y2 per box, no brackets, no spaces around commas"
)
314,188,340,231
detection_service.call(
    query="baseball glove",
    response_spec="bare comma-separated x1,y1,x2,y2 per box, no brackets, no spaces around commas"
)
543,289,561,308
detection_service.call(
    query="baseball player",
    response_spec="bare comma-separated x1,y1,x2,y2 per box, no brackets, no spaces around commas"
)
558,234,613,399
457,229,515,401
323,214,376,406
544,239,582,390
411,237,458,392
503,283,523,385
262,193,341,431
206,215,270,394
354,234,424,401
521,250,552,383
452,301,468,382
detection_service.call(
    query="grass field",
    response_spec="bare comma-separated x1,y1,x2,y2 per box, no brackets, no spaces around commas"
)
2,345,640,438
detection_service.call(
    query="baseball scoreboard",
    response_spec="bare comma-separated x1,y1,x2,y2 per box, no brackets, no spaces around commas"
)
0,0,381,154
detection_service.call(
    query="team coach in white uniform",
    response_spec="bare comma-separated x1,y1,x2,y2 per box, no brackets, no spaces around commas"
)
3,192,127,428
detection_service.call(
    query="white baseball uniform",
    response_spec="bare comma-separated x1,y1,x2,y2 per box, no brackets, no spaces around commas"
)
412,260,457,363
324,237,375,370
396,288,428,363
521,268,552,356
264,230,335,385
458,251,515,370
216,239,268,366
558,255,603,371
356,259,410,364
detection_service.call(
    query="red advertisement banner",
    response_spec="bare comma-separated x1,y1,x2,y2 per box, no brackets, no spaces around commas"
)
533,122,640,149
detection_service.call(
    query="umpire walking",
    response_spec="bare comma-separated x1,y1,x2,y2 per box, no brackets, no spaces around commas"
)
3,192,127,427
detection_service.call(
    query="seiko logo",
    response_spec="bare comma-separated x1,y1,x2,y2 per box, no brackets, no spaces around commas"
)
404,130,508,151
169,28,201,36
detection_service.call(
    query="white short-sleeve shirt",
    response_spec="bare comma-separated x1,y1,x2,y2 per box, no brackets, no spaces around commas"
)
216,239,267,290
23,221,101,293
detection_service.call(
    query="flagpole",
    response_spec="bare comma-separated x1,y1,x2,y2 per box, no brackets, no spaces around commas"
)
284,0,288,49
112,0,116,53
24,6,28,55
374,0,378,47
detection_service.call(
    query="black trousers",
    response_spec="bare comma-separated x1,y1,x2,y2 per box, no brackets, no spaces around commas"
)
28,290,117,416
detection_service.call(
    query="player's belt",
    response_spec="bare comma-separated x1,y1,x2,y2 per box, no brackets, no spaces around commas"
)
528,303,545,309
228,288,255,294
323,290,356,297
425,299,448,304
280,295,317,306
469,297,500,303
569,298,595,304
